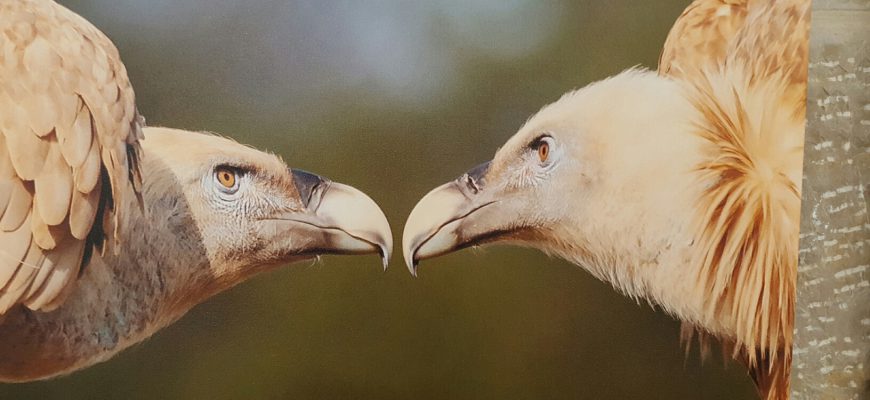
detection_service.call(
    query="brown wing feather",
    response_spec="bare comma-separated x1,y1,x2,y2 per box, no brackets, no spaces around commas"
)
0,0,143,314
724,0,810,115
659,0,749,78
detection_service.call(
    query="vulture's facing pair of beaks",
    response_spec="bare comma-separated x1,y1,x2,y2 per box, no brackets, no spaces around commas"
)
297,159,531,275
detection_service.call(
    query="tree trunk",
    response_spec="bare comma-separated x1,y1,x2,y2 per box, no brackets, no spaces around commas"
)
790,1,870,399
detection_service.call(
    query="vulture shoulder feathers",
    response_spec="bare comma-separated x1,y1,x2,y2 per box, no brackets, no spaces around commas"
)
0,0,143,314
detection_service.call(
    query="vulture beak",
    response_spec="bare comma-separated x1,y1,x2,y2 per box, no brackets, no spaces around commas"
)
403,161,522,276
273,169,393,269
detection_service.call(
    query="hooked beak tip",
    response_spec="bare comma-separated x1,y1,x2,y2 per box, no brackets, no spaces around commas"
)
380,246,390,271
286,178,393,269
406,258,419,278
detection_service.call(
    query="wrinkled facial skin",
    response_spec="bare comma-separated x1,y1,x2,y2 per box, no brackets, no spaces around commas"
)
194,164,394,276
144,128,393,277
402,70,700,276
402,128,584,275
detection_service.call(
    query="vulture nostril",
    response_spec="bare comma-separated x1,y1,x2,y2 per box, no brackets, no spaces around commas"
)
460,160,491,195
465,175,479,194
291,169,326,208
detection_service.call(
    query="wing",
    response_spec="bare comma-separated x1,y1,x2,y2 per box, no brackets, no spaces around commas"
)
660,0,809,96
0,0,143,314
724,0,810,110
658,0,750,78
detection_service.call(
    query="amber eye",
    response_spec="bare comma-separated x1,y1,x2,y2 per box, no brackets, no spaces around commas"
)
537,141,550,163
216,168,237,189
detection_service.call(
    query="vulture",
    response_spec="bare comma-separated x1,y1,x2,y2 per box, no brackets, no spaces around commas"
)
0,0,392,382
402,1,808,399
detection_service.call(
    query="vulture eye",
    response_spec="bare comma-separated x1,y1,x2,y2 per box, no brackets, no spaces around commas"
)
530,134,553,164
538,141,550,163
215,167,240,193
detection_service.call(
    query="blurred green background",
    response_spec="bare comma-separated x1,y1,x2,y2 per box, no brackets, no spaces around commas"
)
2,1,757,399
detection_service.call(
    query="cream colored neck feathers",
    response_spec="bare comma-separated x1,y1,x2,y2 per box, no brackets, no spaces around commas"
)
538,67,800,371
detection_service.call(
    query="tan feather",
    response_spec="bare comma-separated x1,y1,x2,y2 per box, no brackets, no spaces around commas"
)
0,179,32,232
3,113,48,181
0,133,12,179
24,238,84,311
0,137,12,217
56,95,92,168
103,142,129,250
102,84,120,115
22,37,61,137
22,32,56,72
29,226,56,252
74,136,101,193
0,34,19,71
30,197,67,250
53,80,79,130
0,212,32,285
68,173,100,240
0,180,11,220
22,242,58,300
34,142,73,226
0,230,42,313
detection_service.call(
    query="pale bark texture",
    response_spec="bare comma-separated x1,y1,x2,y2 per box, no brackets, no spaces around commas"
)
790,1,870,399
